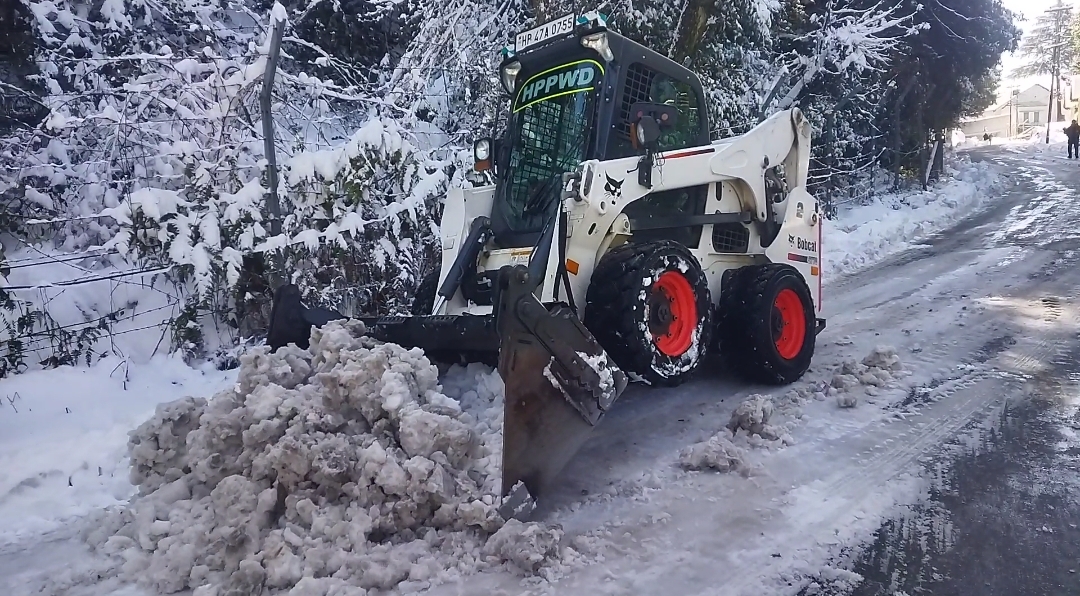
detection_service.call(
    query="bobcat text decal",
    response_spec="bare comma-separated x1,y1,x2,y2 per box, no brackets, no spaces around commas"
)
787,234,819,266
788,234,817,253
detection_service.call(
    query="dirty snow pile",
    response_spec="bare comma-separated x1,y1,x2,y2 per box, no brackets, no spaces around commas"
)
78,320,563,595
678,434,754,475
828,346,906,408
678,394,788,475
773,345,906,411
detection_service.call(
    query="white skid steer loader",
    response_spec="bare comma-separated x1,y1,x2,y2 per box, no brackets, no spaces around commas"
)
267,11,825,517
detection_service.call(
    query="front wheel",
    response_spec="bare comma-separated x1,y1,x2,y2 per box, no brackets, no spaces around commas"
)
718,264,815,385
584,241,712,386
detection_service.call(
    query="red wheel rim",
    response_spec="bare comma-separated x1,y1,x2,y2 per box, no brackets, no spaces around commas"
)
652,271,698,357
773,288,806,360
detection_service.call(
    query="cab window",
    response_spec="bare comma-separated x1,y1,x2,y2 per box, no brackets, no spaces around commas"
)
609,62,703,158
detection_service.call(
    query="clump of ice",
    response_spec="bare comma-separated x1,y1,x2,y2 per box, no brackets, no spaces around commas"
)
483,519,563,574
678,433,756,476
726,394,775,438
863,345,903,372
85,321,560,595
830,345,905,407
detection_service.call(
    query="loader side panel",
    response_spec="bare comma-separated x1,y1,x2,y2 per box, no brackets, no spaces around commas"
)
620,184,709,248
704,181,756,254
439,186,496,313
763,186,822,310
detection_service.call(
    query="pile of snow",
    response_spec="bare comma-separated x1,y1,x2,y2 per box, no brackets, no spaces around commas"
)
80,321,561,595
829,346,905,407
678,434,754,475
726,394,782,440
1004,120,1069,146
682,347,906,477
825,158,1002,278
779,346,905,411
678,394,791,476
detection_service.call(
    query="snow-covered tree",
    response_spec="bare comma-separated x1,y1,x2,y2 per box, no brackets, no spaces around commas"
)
1013,0,1074,78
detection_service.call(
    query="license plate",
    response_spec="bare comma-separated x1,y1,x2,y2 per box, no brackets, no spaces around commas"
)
515,14,576,51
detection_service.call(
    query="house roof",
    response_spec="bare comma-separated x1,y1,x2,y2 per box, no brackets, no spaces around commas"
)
986,83,1051,113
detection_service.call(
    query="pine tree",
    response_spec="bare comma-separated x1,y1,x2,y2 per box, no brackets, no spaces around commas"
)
1013,0,1074,78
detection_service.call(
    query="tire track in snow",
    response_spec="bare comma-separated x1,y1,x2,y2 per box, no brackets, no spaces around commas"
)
717,318,1068,596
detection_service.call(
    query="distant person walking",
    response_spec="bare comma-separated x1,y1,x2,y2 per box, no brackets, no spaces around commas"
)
1066,120,1080,159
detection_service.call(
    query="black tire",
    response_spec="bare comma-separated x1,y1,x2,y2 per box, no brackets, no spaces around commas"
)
584,240,712,386
411,270,439,315
718,263,815,385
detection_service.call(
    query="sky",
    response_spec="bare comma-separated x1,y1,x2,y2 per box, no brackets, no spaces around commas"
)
995,0,1078,105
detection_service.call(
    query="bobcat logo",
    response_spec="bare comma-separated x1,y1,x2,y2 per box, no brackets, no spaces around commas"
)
604,173,624,199
788,234,795,245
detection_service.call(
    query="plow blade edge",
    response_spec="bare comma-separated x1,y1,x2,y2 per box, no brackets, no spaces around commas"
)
495,265,628,517
267,284,498,355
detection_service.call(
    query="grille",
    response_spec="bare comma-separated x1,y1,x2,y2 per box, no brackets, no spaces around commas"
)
615,62,655,143
508,98,590,229
712,223,750,253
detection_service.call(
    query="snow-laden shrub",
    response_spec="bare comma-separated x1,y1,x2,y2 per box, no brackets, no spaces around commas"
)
272,116,447,315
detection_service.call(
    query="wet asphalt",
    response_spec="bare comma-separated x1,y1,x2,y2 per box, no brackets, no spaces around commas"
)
806,147,1080,596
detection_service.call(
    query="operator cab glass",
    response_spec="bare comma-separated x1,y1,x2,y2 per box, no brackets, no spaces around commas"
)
493,59,603,247
487,28,711,249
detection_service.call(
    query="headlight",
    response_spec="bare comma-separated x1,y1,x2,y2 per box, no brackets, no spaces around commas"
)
636,123,647,146
580,32,614,62
500,61,521,94
474,138,491,162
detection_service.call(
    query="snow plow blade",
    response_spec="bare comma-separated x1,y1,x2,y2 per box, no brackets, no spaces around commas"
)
494,265,627,518
266,284,499,355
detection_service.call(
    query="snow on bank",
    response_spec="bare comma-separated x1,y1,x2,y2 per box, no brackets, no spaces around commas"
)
825,158,1003,278
0,246,191,363
0,354,234,544
74,321,561,596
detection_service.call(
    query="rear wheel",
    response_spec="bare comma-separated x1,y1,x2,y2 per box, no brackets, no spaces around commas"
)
718,264,815,384
585,241,712,386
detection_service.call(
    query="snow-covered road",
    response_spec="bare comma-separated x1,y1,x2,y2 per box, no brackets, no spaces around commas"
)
6,145,1080,596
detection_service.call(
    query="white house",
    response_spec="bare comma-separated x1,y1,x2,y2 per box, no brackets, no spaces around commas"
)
960,84,1053,139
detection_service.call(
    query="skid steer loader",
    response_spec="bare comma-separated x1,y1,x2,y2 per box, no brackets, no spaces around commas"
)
267,11,825,516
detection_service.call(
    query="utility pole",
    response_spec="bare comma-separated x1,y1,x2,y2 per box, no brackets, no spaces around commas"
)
1045,3,1071,143
1009,91,1013,137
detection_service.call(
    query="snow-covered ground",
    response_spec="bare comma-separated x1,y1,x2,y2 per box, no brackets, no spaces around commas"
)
824,158,1000,277
0,150,1012,596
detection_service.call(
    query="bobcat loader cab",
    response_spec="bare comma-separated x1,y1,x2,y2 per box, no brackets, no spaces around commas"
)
447,15,718,313
267,11,825,515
